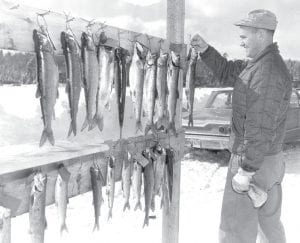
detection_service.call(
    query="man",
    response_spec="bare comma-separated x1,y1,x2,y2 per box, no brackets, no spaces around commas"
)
191,9,291,243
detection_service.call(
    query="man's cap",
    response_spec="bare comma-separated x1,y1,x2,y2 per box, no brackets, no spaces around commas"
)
234,9,277,31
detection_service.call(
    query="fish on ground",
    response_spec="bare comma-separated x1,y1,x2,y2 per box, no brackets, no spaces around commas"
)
106,156,116,220
94,45,115,131
129,42,147,133
81,31,100,132
185,47,198,127
33,29,59,147
122,152,132,212
90,165,105,231
155,50,169,131
167,51,180,136
0,206,11,243
144,51,158,135
60,30,82,137
114,48,129,139
55,165,71,235
29,172,47,243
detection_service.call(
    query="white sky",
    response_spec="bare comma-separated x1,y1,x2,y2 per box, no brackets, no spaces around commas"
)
7,0,300,59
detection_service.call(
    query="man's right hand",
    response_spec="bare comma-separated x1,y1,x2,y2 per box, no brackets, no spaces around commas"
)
190,33,209,54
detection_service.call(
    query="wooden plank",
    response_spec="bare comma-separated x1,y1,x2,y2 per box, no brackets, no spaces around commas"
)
163,1,185,243
0,130,184,217
0,1,169,54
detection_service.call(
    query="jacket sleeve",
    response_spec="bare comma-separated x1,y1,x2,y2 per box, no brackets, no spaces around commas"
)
241,60,287,172
200,45,246,86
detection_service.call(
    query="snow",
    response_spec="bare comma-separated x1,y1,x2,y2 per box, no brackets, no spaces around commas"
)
9,148,300,243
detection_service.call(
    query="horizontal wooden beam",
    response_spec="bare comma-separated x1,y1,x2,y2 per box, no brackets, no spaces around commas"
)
0,130,185,217
0,1,169,54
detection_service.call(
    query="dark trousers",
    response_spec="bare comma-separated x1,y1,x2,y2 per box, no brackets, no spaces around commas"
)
219,152,286,243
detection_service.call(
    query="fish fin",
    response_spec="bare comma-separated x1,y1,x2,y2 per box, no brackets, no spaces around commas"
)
65,82,70,93
134,201,142,211
35,87,41,98
123,202,130,212
81,118,88,131
57,89,59,99
176,90,179,99
60,224,68,235
143,217,149,228
67,121,76,137
92,222,100,232
45,219,48,230
135,120,143,134
30,194,35,206
93,114,104,132
39,129,55,147
107,210,112,221
104,101,110,110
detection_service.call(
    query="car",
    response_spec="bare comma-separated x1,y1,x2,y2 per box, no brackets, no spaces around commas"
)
182,88,300,150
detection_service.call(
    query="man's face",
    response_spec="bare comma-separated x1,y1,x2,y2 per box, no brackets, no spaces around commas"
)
239,27,261,58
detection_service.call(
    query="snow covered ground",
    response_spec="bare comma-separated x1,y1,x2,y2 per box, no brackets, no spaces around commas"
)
10,148,300,243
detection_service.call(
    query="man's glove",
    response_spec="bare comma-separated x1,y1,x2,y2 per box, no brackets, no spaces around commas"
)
232,167,255,193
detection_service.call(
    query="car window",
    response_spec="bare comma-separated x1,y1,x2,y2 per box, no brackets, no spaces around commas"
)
290,91,300,108
210,92,232,109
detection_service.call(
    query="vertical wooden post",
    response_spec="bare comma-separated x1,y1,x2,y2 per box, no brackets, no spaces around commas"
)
163,1,185,243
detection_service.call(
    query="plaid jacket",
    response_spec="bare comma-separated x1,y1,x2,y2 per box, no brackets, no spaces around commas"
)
200,43,292,172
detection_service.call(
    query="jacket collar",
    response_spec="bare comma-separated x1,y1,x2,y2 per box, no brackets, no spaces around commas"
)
249,42,279,64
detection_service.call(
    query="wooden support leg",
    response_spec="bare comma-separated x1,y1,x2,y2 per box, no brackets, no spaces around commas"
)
162,154,181,243
0,206,11,243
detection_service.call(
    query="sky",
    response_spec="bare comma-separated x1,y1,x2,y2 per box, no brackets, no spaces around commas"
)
4,0,300,60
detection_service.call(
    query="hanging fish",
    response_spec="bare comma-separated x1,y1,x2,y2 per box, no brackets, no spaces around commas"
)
94,45,115,131
29,172,47,243
122,152,132,212
33,29,59,147
114,48,128,139
106,156,116,220
144,51,158,135
60,31,82,137
185,47,198,127
132,159,143,211
167,51,180,136
90,165,104,231
155,50,169,131
81,31,100,131
129,42,147,133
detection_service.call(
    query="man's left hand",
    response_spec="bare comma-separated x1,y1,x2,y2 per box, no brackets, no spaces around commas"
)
232,167,255,193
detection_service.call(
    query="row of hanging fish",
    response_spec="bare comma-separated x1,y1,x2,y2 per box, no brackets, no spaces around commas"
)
25,144,174,242
33,27,182,147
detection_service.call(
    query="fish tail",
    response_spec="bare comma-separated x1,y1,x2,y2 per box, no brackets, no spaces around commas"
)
92,221,100,232
60,223,68,236
93,114,104,132
151,197,155,212
107,210,112,221
188,114,193,127
155,116,168,131
135,120,143,134
67,120,77,137
39,128,55,147
134,201,142,211
167,122,177,137
144,124,153,135
123,202,130,212
143,216,149,228
81,118,89,132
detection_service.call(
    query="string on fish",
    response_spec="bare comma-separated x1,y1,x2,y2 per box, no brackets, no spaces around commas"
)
63,11,81,49
36,10,57,51
158,38,164,50
145,34,154,51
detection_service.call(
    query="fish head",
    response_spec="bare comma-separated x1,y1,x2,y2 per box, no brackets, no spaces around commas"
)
146,51,157,66
33,29,49,51
187,47,198,62
99,31,108,45
107,156,115,168
67,34,78,52
33,173,47,193
81,32,94,50
157,50,169,66
170,51,180,67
